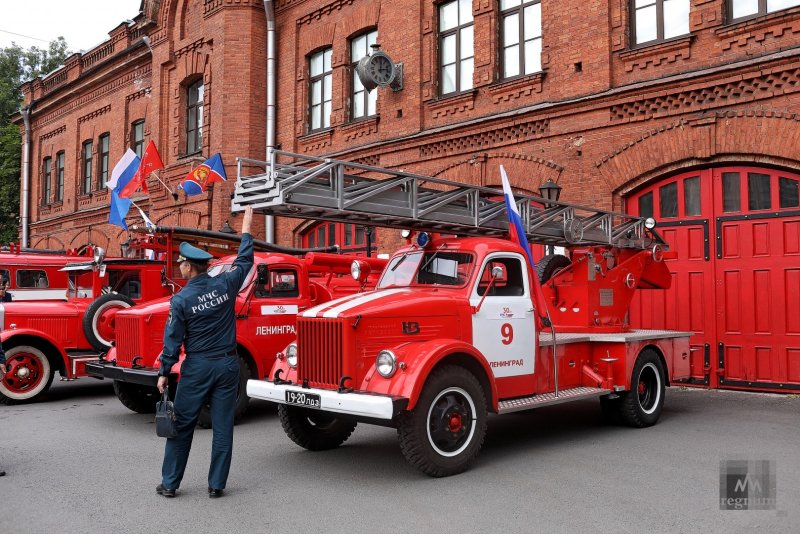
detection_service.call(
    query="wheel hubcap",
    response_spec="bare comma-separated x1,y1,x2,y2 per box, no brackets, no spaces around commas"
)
428,388,474,455
4,353,43,393
637,363,660,413
448,413,463,432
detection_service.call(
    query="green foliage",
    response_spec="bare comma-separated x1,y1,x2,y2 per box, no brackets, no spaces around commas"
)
0,37,71,242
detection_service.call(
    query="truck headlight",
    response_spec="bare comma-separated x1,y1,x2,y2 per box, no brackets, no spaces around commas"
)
93,246,106,264
286,343,298,368
376,350,397,378
644,217,656,230
351,260,362,281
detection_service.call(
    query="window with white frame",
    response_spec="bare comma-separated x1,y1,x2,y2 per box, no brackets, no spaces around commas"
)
351,30,378,120
309,48,333,131
42,157,52,205
632,0,690,47
439,0,474,95
82,140,93,194
55,151,65,202
98,133,109,189
186,79,204,154
500,0,542,79
729,0,800,21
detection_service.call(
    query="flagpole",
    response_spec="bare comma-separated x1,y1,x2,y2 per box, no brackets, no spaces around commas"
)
151,170,180,201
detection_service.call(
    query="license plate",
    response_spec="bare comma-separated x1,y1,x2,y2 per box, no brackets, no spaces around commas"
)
285,390,321,409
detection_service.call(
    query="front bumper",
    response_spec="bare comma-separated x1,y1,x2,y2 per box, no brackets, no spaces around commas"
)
84,361,159,387
246,379,406,420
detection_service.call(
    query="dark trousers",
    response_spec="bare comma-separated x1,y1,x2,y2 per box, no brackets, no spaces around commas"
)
161,355,239,490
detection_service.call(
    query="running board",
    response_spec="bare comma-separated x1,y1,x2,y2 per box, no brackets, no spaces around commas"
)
497,387,608,414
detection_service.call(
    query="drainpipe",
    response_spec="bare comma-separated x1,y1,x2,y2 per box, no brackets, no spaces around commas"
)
20,106,32,248
263,0,276,243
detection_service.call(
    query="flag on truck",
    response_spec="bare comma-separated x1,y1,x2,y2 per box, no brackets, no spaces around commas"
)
179,153,227,196
119,140,164,198
500,165,551,323
107,149,140,230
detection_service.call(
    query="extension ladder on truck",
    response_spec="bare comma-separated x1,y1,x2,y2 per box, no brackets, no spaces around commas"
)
232,150,665,250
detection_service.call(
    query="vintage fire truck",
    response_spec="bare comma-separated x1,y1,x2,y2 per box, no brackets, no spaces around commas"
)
236,150,692,477
0,246,94,300
0,227,301,404
86,249,386,426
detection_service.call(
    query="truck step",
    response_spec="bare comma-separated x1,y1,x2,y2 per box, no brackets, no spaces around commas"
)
497,387,608,414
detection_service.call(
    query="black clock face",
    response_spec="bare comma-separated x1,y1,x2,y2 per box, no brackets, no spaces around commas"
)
368,55,394,85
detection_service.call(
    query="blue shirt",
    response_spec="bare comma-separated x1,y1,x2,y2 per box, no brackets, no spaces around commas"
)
158,234,254,376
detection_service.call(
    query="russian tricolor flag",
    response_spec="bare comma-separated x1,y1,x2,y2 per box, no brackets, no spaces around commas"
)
107,149,140,230
179,153,228,196
500,165,550,321
500,165,535,269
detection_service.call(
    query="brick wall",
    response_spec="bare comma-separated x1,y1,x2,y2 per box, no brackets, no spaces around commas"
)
16,0,800,256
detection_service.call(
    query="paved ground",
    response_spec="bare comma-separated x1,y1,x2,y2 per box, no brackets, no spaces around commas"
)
0,379,797,533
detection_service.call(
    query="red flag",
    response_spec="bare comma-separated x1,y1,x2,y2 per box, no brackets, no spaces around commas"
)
119,140,164,198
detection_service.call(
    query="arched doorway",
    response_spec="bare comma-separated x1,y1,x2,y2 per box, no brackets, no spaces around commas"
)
627,166,800,392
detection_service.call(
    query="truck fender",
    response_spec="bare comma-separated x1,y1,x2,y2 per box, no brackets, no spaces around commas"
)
0,329,69,373
359,339,498,413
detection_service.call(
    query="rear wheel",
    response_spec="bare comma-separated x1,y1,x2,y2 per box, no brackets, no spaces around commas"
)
83,293,135,352
397,365,488,477
618,349,666,427
113,380,159,414
0,345,55,404
279,405,357,451
197,355,251,428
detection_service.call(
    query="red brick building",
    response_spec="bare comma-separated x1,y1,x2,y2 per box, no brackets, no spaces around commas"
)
14,0,800,390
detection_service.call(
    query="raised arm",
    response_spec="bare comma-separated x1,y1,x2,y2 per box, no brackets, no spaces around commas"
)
227,206,255,292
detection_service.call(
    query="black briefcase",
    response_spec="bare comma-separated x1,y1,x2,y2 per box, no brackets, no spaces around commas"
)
155,388,177,438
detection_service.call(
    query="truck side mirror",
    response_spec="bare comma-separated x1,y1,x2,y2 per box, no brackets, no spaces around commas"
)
473,265,505,314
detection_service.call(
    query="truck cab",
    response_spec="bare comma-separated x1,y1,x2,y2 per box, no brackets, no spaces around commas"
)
0,248,94,301
87,251,386,426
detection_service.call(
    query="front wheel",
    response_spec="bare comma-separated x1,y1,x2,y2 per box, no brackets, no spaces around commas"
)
113,380,159,414
278,405,357,451
397,365,488,477
618,349,666,428
0,345,55,404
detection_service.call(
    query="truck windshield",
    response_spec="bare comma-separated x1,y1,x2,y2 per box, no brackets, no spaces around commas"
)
378,251,474,288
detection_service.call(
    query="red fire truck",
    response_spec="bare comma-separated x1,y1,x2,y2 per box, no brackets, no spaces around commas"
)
0,246,94,300
0,227,311,404
86,250,386,426
237,151,692,477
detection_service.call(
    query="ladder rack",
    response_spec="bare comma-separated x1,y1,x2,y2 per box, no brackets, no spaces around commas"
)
232,150,664,250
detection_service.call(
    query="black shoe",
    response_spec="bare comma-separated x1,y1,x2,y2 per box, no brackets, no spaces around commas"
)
156,483,176,498
208,487,224,498
0,470,5,477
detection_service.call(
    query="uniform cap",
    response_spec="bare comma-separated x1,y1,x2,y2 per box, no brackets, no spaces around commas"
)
178,242,213,262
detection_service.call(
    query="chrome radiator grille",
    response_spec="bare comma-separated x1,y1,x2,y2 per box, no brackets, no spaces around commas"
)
297,317,344,388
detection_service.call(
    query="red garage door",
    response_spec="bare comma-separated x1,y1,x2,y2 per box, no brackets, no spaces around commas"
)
627,167,800,392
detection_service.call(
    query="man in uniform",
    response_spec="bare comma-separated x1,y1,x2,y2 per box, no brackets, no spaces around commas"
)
156,206,253,498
